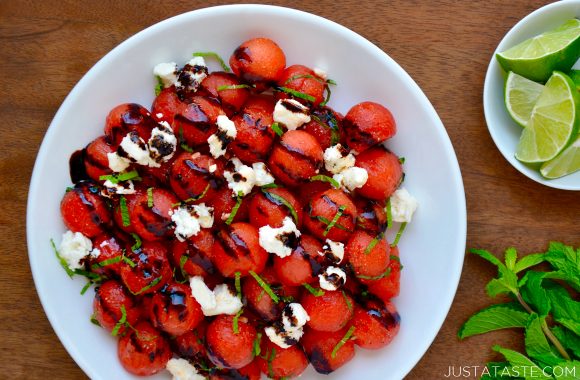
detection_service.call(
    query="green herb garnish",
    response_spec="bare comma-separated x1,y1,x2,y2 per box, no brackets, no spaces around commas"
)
331,326,356,358
270,122,283,137
120,196,130,227
261,189,298,223
90,313,101,327
310,174,340,189
174,183,211,207
192,51,230,72
311,114,340,145
261,183,279,190
274,86,316,102
99,170,140,184
356,268,391,281
253,332,262,357
130,234,142,252
233,309,244,334
391,222,407,247
147,187,154,208
111,305,127,337
399,157,406,164
179,127,194,153
226,192,244,225
50,239,74,278
342,290,353,311
249,271,279,303
323,205,346,237
459,243,580,367
365,232,384,255
179,255,189,279
217,84,253,91
385,198,393,230
91,255,122,270
154,75,163,96
267,347,277,378
235,271,242,299
303,283,325,297
131,276,162,296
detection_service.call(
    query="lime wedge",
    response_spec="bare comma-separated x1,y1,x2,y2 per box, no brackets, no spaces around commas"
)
570,69,580,91
504,71,544,127
497,19,580,82
540,137,580,178
515,71,580,163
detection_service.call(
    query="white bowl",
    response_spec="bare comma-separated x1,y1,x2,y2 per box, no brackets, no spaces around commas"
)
27,5,466,380
483,0,580,190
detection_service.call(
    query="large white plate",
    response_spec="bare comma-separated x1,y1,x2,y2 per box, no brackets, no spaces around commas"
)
27,5,466,380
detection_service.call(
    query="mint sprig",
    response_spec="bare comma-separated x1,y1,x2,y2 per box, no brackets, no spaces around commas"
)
460,242,580,375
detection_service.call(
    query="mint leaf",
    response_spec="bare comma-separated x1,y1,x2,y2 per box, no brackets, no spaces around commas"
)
557,319,580,336
471,249,519,297
545,283,580,323
514,253,545,273
552,326,580,359
553,361,580,380
505,247,518,271
493,346,553,380
458,303,529,339
525,314,563,366
520,271,551,317
472,248,504,267
545,242,580,291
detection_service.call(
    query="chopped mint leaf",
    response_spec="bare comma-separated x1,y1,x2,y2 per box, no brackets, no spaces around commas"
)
310,174,340,189
261,189,298,224
274,86,316,102
192,51,230,72
270,122,283,137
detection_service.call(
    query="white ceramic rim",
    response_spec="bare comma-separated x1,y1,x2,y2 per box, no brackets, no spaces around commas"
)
483,0,580,191
27,4,467,379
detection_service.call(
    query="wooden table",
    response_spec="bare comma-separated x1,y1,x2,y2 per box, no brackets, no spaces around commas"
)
1,0,578,378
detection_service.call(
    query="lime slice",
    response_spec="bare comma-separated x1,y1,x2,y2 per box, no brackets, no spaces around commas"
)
570,69,580,91
504,71,544,127
515,71,580,163
540,137,580,178
497,19,580,82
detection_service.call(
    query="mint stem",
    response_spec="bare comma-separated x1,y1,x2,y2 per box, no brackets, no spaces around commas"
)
515,292,570,360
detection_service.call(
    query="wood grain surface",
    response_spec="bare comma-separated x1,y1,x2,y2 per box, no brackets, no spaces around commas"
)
1,0,578,379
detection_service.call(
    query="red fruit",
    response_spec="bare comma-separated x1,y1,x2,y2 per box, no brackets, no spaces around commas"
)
355,198,387,234
345,230,390,278
118,321,172,376
105,103,158,145
268,130,323,187
152,87,183,125
212,223,268,277
302,107,343,151
172,96,223,147
342,101,396,153
301,327,356,374
129,188,178,241
200,72,251,114
84,136,114,181
206,187,250,226
89,234,124,277
302,289,354,332
169,151,223,202
355,147,403,201
171,230,216,278
60,182,111,238
172,324,208,362
206,315,257,369
92,280,139,335
303,189,357,242
276,64,326,106
257,340,309,379
119,242,172,296
351,299,400,349
229,37,286,90
273,235,322,287
249,187,302,228
367,246,402,301
149,282,204,336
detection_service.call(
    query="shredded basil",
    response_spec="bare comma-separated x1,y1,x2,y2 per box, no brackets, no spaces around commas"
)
323,205,346,237
147,187,154,208
179,128,194,153
235,271,242,299
261,183,279,190
111,305,127,337
331,326,356,358
131,276,162,295
192,51,230,72
261,190,298,223
364,232,384,255
50,239,74,278
310,174,340,189
385,198,393,230
342,290,353,311
311,113,340,145
399,157,406,164
271,122,283,137
154,75,163,96
232,309,244,334
226,192,244,225
249,271,279,303
303,283,325,297
217,84,253,91
274,86,316,102
130,234,142,251
252,332,262,357
267,347,277,378
120,196,130,227
99,170,140,184
391,222,407,247
357,267,392,281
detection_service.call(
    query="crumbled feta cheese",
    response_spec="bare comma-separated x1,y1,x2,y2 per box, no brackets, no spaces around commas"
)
189,276,242,317
118,131,160,168
252,162,275,186
319,266,347,291
148,121,177,163
323,144,355,174
207,115,237,158
166,358,205,380
102,179,136,196
281,303,310,331
273,99,311,130
318,239,345,263
258,217,301,258
59,230,97,270
171,206,201,242
390,188,418,223
156,112,164,119
192,203,214,229
176,57,208,95
333,166,368,192
224,161,255,197
265,303,310,348
314,67,328,80
107,152,131,173
153,62,178,88
208,164,217,173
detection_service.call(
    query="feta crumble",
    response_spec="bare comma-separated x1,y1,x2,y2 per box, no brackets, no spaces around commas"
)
318,239,345,264
281,303,310,330
333,166,368,191
323,144,355,174
319,266,347,291
102,179,136,196
208,115,237,159
107,152,131,173
258,217,301,258
176,57,208,95
265,303,310,348
148,121,177,163
59,230,99,270
224,159,256,197
170,204,214,241
390,188,418,223
153,62,178,88
273,99,311,130
208,164,217,173
252,162,275,186
118,131,160,168
189,276,242,317
192,203,214,229
166,358,205,380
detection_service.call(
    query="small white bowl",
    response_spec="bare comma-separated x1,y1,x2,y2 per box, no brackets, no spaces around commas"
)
27,4,466,380
483,0,580,190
